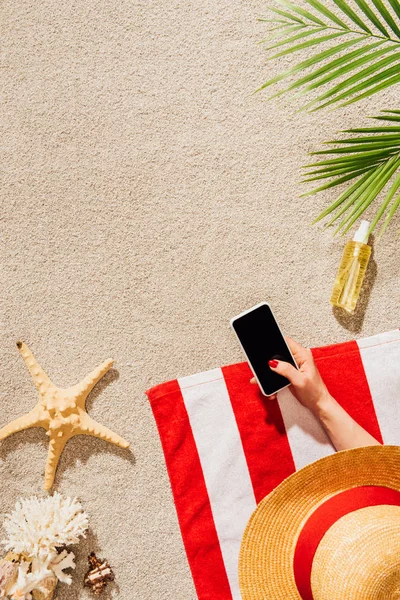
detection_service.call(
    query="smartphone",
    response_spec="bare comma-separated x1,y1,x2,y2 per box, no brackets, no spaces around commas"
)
230,302,298,396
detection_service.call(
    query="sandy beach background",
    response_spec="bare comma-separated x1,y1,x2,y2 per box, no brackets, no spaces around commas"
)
1,0,399,598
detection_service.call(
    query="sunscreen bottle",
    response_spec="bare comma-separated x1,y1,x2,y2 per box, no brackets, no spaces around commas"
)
330,220,371,313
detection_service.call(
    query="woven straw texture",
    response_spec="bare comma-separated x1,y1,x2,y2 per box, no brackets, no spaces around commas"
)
311,505,400,599
239,445,400,600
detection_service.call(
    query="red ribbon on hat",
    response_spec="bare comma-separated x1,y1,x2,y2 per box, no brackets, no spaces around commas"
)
293,485,400,600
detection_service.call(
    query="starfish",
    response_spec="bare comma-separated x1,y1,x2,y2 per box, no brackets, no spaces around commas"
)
0,341,130,490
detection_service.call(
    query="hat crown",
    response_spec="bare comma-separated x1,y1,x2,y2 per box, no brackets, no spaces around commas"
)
312,505,400,600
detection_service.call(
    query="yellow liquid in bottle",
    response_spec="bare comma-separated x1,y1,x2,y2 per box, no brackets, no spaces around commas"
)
330,241,371,313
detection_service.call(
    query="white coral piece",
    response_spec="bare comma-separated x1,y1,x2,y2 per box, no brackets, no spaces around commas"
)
2,493,88,599
8,560,51,600
2,493,88,561
49,550,75,584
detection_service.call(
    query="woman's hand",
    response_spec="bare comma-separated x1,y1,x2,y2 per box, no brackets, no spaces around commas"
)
250,337,333,414
251,336,381,450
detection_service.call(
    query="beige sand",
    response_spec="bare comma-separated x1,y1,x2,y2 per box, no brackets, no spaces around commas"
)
1,1,399,598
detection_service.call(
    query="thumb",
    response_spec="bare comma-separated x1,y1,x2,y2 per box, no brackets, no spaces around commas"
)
269,359,301,386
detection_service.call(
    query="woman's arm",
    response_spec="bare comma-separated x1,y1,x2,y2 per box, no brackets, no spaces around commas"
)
307,393,380,451
250,337,380,451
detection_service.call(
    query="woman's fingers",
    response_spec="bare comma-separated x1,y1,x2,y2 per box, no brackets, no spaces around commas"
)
285,336,311,366
285,336,304,352
249,377,277,400
269,359,303,386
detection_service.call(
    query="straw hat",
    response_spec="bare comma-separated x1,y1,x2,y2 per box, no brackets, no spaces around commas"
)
239,445,400,600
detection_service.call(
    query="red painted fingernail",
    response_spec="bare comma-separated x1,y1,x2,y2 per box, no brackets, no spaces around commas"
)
268,359,278,368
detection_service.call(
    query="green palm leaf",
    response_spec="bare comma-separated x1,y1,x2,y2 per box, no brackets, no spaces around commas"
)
259,0,400,109
306,111,400,236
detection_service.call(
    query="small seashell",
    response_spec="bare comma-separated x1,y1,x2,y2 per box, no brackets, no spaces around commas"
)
84,553,115,596
0,557,18,597
31,574,57,600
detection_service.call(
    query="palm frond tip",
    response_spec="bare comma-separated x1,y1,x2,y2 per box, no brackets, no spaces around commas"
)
306,112,400,236
259,0,400,109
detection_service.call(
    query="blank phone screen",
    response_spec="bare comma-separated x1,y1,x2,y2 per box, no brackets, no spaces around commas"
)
232,304,297,395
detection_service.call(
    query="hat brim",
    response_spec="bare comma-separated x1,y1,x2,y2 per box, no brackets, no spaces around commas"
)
239,445,400,600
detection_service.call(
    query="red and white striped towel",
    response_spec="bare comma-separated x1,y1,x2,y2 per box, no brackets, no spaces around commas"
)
146,328,400,600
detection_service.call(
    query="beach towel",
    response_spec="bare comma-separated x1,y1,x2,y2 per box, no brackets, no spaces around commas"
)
146,328,400,600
